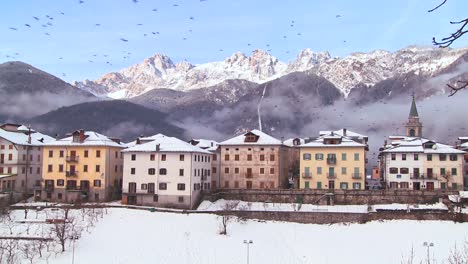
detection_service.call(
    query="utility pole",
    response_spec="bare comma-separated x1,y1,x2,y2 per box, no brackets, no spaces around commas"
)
243,240,253,264
423,242,434,264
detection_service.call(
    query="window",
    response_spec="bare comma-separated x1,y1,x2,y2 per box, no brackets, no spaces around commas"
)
270,168,275,174
317,182,322,189
234,154,239,161
315,153,324,160
178,196,184,203
400,168,409,174
59,164,64,172
304,181,310,189
22,154,26,161
141,183,148,190
224,167,229,174
235,168,239,174
115,165,118,172
159,183,167,190
317,167,322,174
247,154,252,161
59,150,64,158
354,153,360,161
115,151,118,158
48,164,53,172
450,154,458,161
96,150,101,158
213,154,217,161
131,154,136,161
148,168,156,175
131,168,135,175
57,179,64,186
400,182,409,189
57,193,63,200
352,182,361,190
177,183,185,191
180,154,184,161
270,155,275,161
212,167,217,173
21,167,25,174
414,154,419,161
389,167,398,174
48,150,53,158
94,180,101,187
96,165,100,172
7,154,12,161
149,154,155,161
153,195,159,202
341,167,347,175
161,154,166,161
128,182,136,193
452,168,457,176
341,153,347,161
84,150,88,158
224,181,229,188
440,168,446,176
427,154,432,161
225,154,230,161
439,154,447,161
81,165,87,173
148,183,155,194
179,169,184,176
303,153,311,160
260,168,265,174
340,182,348,190
159,168,167,175
452,183,458,190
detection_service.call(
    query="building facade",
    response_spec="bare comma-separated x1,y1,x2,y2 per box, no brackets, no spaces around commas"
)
41,130,125,202
188,139,221,190
122,134,212,209
0,124,54,195
218,130,291,189
299,129,367,190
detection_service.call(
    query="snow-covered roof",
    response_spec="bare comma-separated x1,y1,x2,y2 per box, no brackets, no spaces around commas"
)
125,134,167,148
283,138,306,147
301,129,366,148
219,129,283,146
123,134,211,154
0,127,54,146
301,137,366,148
382,137,465,154
44,131,125,148
189,139,219,151
320,129,367,139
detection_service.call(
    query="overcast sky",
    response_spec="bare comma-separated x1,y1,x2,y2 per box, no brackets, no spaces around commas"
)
0,0,466,82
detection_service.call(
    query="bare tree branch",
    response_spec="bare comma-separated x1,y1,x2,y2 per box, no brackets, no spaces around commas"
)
432,18,468,48
448,81,468,97
428,0,447,12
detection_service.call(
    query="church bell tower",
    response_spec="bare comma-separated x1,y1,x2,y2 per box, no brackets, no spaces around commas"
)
405,94,422,137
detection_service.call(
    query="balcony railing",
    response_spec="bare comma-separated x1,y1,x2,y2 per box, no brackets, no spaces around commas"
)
352,173,363,179
79,185,90,192
66,156,79,162
245,172,253,179
302,173,312,179
327,173,337,179
66,171,78,177
326,158,337,165
426,173,438,179
410,173,424,179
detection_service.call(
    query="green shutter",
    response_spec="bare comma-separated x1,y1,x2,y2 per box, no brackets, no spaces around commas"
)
452,183,458,190
317,181,322,189
304,181,310,189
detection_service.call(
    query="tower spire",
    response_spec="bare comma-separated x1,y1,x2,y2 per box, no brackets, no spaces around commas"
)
409,93,419,118
405,94,422,137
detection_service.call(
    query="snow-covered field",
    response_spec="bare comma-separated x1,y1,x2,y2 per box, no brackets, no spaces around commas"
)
1,206,467,264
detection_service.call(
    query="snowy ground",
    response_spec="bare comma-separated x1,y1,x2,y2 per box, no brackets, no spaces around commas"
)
1,206,467,264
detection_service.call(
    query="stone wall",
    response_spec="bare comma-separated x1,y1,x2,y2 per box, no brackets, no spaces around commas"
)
207,189,458,205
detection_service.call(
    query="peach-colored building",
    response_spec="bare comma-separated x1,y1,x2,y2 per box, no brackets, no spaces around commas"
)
218,130,292,189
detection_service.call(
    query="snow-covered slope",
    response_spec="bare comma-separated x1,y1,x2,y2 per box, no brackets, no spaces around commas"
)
74,46,468,98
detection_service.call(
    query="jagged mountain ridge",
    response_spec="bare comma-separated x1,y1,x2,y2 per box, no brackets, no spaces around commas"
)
74,46,468,99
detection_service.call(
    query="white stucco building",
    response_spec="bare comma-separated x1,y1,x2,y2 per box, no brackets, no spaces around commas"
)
0,123,54,194
122,134,212,209
188,139,220,190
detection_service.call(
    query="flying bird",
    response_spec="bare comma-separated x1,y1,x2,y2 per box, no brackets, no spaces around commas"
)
25,24,31,27
152,8,158,11
79,0,84,4
137,23,143,26
189,17,194,20
60,12,65,15
120,38,129,42
9,27,18,30
33,16,40,21
132,0,138,3
297,33,302,36
44,32,50,36
95,23,101,26
336,14,342,18
173,4,179,7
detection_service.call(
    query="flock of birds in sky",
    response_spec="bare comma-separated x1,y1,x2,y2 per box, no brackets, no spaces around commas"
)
3,0,346,78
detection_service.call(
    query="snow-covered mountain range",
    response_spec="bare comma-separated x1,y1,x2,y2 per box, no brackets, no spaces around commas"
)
74,46,468,99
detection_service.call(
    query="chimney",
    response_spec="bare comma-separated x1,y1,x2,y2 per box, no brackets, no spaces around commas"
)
384,140,387,146
79,129,85,143
156,144,160,152
136,138,141,145
343,128,347,136
211,142,214,147
27,125,32,144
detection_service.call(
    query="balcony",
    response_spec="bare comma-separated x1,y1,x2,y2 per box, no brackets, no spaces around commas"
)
352,173,363,179
426,173,438,179
326,158,337,165
66,156,79,162
79,185,90,192
66,185,78,191
410,173,424,179
66,171,78,177
245,172,253,179
327,173,337,179
302,173,312,179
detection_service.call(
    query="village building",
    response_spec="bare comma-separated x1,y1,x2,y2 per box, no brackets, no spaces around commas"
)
379,97,465,190
0,123,54,195
188,139,221,190
122,134,212,209
299,129,367,190
455,137,468,190
218,129,292,189
41,130,125,202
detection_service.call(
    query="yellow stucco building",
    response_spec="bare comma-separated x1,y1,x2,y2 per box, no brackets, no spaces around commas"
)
299,129,367,190
41,130,125,202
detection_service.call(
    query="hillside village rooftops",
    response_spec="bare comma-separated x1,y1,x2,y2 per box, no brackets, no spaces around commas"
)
44,130,125,148
382,137,465,154
219,129,283,146
0,126,54,146
123,134,211,154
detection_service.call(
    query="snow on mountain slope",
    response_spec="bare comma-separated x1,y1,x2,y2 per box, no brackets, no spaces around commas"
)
74,46,468,98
